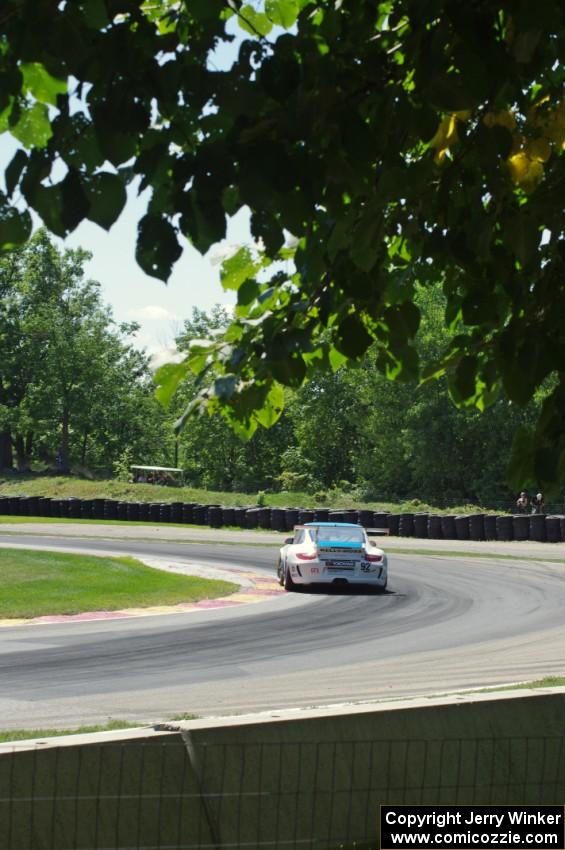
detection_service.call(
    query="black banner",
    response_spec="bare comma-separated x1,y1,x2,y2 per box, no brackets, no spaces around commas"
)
381,805,565,849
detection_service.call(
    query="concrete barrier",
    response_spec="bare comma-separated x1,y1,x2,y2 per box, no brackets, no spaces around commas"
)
1,688,565,849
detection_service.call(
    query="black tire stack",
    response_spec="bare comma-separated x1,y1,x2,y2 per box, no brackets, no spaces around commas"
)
441,515,456,540
181,503,194,524
159,503,171,523
207,506,223,528
414,513,429,538
92,498,105,519
38,496,52,517
399,513,415,537
428,514,443,538
496,515,513,541
358,509,374,529
234,506,249,528
298,509,315,525
170,502,183,524
192,505,206,525
285,508,299,531
127,502,140,522
529,513,546,542
117,501,128,521
373,512,389,531
104,499,118,521
455,515,470,541
545,516,561,543
468,514,485,541
245,508,260,529
149,503,161,523
3,488,564,545
222,507,235,527
483,515,497,540
257,508,272,529
270,508,286,531
512,514,529,541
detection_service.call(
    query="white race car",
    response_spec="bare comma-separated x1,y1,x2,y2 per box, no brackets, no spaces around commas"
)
277,522,388,592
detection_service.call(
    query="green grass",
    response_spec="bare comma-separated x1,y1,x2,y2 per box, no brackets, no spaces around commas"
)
0,548,237,618
471,675,565,694
0,719,139,743
0,473,497,515
0,714,198,743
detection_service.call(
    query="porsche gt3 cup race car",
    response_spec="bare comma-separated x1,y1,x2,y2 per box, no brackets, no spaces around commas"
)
276,522,388,592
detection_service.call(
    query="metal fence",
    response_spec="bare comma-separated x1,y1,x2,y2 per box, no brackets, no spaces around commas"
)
1,733,564,850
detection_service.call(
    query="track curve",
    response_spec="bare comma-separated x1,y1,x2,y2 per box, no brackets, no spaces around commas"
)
1,532,565,728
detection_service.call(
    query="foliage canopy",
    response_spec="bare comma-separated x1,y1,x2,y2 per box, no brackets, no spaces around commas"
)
1,0,564,491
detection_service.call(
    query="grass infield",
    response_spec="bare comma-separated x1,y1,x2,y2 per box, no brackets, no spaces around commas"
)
0,547,238,619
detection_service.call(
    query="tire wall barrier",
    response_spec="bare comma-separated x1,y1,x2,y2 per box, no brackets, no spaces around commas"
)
0,495,561,542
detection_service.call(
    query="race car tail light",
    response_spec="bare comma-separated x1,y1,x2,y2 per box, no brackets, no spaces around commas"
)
365,553,383,563
296,551,317,560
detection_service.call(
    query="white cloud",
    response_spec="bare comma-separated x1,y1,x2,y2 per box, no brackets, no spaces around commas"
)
149,346,186,371
127,305,175,321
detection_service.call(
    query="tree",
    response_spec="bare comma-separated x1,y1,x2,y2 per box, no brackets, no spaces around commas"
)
1,1,564,491
174,305,292,491
0,230,168,472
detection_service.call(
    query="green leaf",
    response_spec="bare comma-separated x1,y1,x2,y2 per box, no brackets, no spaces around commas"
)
238,5,273,36
220,247,259,291
254,382,284,427
336,314,373,359
237,278,261,309
350,209,382,272
21,63,67,106
504,212,540,269
377,167,407,202
5,149,28,197
0,102,13,134
79,0,110,28
451,354,478,403
213,375,238,400
383,302,420,341
251,210,284,256
0,202,32,250
271,354,306,387
84,172,127,230
154,360,190,407
265,0,299,29
10,103,52,149
60,169,90,233
29,183,66,237
136,214,182,281
329,346,348,372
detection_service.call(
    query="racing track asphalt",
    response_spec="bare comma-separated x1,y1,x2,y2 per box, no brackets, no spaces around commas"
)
1,531,565,729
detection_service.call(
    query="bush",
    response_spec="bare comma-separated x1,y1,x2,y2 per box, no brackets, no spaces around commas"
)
277,471,311,492
112,448,133,483
313,490,328,503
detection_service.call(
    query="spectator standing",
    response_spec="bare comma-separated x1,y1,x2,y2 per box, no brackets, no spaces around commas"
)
516,491,529,513
531,492,545,514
